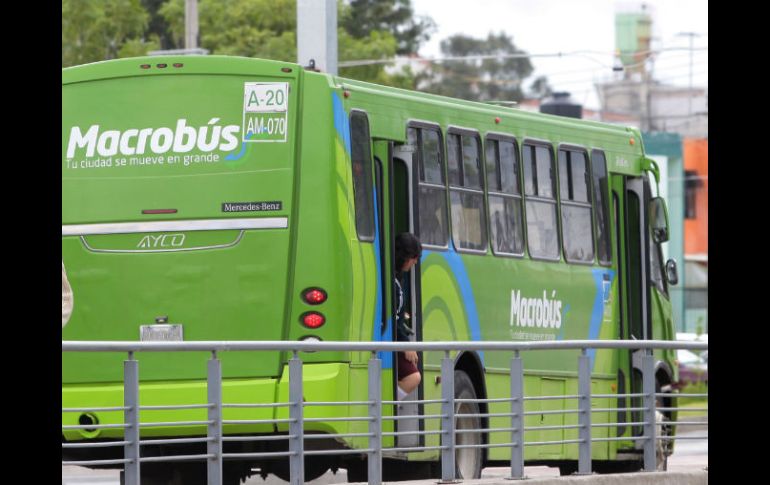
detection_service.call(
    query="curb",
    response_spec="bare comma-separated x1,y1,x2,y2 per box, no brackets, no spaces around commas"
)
350,470,708,485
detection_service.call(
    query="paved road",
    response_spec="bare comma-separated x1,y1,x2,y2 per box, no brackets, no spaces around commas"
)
62,429,707,484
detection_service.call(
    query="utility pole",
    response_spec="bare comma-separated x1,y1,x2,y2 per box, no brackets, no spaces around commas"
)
185,0,199,50
645,37,658,132
297,0,338,74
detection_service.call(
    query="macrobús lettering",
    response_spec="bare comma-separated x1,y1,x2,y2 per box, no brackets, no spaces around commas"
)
509,289,563,329
65,118,240,159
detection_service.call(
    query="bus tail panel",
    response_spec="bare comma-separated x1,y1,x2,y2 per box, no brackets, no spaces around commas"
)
62,58,301,383
61,229,291,383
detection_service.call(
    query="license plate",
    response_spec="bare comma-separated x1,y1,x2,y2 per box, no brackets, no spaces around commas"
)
140,324,184,342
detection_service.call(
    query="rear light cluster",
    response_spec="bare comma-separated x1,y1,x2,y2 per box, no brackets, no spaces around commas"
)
300,288,327,329
301,312,326,329
303,288,327,305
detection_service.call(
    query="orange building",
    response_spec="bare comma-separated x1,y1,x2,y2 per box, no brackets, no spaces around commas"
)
683,138,708,258
682,138,707,335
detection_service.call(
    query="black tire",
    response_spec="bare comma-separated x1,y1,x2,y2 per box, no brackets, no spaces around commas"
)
345,457,368,483
655,381,672,472
269,457,329,482
592,460,642,474
453,370,483,479
346,457,434,482
130,462,247,485
135,463,206,485
558,462,578,476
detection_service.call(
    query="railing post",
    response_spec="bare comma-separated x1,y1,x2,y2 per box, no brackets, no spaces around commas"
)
368,352,382,485
508,350,524,480
440,351,456,483
288,352,304,485
208,351,223,485
577,350,592,475
123,352,140,485
642,350,657,472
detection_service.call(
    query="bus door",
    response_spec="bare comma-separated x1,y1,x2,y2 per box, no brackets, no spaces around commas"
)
619,176,652,438
390,142,425,448
372,141,393,346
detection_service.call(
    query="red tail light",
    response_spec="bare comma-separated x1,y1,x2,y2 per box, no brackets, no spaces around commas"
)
302,288,327,305
301,312,326,329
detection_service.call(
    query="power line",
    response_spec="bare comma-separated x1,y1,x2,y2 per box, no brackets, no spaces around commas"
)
544,69,708,89
338,46,707,68
676,32,703,119
531,66,708,85
544,56,706,79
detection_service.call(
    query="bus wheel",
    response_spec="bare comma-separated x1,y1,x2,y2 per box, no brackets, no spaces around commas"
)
269,457,329,482
129,462,246,485
656,382,673,471
655,409,669,470
454,370,483,479
557,462,579,475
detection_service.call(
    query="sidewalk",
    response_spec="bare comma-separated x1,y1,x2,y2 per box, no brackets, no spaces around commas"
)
349,471,708,485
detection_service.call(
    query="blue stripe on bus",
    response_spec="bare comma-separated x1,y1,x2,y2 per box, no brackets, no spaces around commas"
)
433,244,485,365
587,268,616,369
372,186,393,369
332,93,352,156
224,131,255,161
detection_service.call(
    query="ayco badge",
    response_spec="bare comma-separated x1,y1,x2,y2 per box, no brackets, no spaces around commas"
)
137,234,186,249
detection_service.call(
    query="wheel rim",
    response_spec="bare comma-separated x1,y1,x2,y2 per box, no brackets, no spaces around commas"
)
655,409,670,471
455,402,481,478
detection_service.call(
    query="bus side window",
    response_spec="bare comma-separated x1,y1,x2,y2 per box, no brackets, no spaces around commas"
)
558,148,594,263
523,143,560,260
447,130,487,252
485,135,524,256
412,126,449,248
350,111,374,241
591,150,612,265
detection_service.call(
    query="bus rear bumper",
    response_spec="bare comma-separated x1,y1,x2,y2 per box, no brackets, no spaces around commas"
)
62,362,351,443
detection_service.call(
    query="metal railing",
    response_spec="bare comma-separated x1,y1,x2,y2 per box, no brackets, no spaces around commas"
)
62,340,708,484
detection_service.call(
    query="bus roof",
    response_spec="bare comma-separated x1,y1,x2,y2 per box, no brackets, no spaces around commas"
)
63,55,647,172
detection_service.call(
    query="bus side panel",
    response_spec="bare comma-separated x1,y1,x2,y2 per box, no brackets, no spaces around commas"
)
285,74,361,362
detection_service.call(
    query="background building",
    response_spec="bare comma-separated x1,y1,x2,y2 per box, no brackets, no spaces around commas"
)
643,132,685,332
682,138,707,334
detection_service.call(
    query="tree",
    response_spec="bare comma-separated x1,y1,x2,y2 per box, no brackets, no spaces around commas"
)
528,75,554,99
63,0,420,88
159,0,411,87
419,32,534,103
338,29,413,88
62,0,159,67
342,0,434,55
142,0,175,50
159,0,296,60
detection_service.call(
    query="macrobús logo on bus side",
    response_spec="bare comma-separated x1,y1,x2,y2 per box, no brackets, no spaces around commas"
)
65,118,240,162
509,289,563,329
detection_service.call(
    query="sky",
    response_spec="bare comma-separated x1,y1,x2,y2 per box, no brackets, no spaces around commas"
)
409,0,708,110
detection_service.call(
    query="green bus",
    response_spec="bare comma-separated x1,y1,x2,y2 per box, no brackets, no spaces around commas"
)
62,55,679,483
